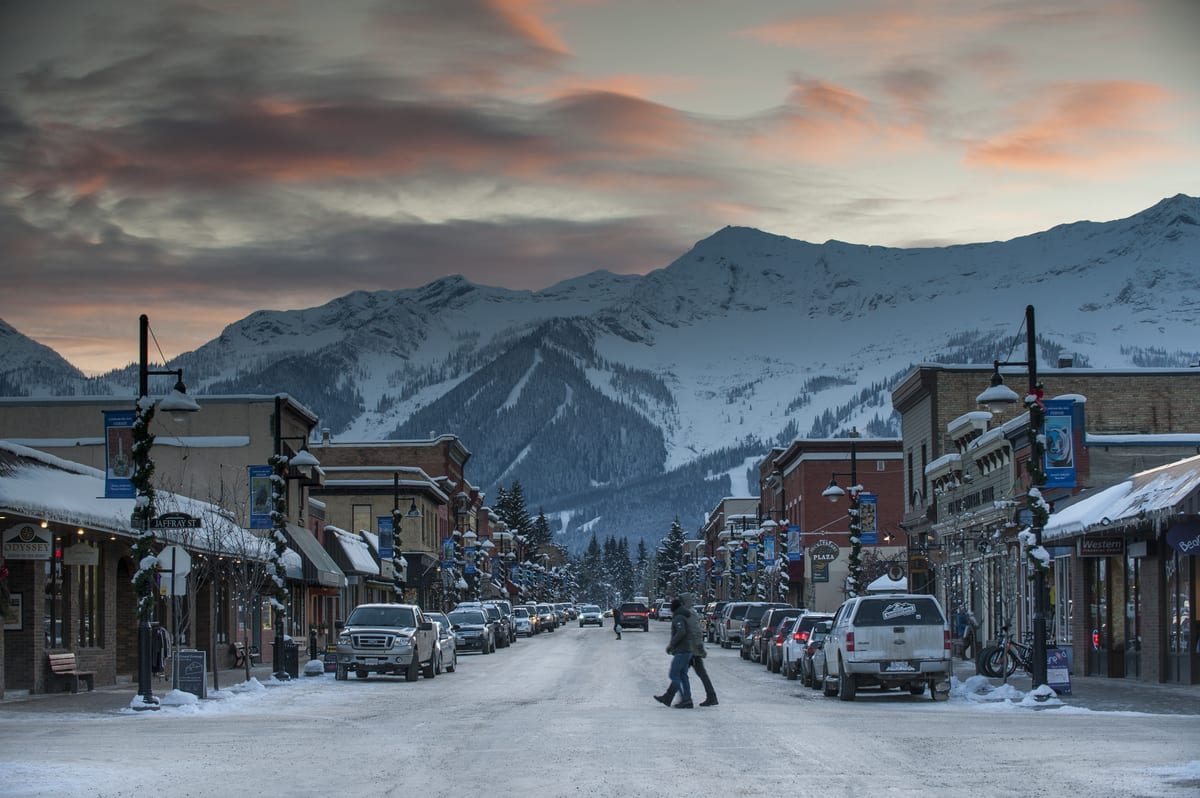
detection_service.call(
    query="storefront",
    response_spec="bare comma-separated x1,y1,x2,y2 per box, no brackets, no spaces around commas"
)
1045,455,1200,685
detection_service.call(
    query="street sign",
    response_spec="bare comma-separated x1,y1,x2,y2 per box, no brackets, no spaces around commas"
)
152,512,201,529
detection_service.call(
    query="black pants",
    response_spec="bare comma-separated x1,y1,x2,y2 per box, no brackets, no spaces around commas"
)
662,656,715,702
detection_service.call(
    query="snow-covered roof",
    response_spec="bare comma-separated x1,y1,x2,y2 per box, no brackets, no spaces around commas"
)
1044,454,1200,540
328,525,379,573
0,440,266,557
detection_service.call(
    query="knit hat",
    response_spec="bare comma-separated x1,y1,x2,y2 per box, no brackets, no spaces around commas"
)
670,597,682,611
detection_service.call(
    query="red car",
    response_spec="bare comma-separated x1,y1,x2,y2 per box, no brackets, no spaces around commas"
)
615,602,650,631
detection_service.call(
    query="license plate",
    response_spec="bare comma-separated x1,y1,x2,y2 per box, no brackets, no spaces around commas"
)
363,658,381,665
884,660,916,672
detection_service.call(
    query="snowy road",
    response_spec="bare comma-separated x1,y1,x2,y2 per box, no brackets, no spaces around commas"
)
3,621,1198,798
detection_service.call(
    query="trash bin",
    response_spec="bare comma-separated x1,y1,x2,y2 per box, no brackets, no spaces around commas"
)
283,641,300,679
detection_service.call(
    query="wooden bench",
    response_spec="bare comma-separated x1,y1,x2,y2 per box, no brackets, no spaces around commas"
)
231,641,261,667
48,652,95,693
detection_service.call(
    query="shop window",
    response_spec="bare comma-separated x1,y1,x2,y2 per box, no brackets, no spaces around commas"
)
352,504,371,535
75,553,103,648
44,545,64,648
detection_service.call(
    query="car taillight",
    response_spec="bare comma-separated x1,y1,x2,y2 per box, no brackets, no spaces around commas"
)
845,631,855,652
775,631,786,645
798,631,809,642
944,629,951,650
792,631,802,641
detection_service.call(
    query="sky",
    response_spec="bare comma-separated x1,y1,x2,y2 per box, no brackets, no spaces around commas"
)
2,0,1198,376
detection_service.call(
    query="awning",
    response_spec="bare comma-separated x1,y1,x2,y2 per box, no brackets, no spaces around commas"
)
283,524,346,588
328,528,379,575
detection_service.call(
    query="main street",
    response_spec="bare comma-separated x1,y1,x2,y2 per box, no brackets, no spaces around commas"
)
2,620,1197,798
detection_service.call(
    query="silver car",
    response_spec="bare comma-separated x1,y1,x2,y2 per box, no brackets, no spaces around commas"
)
578,604,603,627
425,612,458,674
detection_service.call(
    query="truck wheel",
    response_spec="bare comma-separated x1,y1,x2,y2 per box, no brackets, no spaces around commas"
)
355,670,368,679
837,661,857,701
406,657,419,682
821,664,837,697
423,654,436,679
335,665,348,681
787,661,798,681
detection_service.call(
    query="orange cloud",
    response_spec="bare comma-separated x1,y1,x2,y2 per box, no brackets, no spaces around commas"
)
967,81,1176,174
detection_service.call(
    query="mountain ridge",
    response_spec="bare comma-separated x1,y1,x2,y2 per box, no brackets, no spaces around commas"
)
3,194,1199,551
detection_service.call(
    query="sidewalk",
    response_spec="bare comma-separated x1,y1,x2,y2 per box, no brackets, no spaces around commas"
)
951,657,1199,715
0,662,303,715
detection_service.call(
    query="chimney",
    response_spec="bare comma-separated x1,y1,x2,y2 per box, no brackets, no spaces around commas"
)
1057,356,1074,368
322,428,331,443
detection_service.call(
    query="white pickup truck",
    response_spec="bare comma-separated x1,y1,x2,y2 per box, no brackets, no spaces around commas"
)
335,603,438,681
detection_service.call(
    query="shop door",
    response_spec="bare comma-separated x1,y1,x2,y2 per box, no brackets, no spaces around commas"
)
1122,555,1141,679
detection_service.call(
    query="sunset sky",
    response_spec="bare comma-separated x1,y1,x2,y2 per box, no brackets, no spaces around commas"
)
3,0,1198,375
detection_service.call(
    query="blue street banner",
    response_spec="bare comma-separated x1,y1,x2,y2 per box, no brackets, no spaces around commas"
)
1043,399,1077,488
103,410,136,499
248,465,273,529
441,536,454,564
376,516,394,560
788,526,802,560
465,545,476,574
763,534,776,566
859,493,878,545
747,541,758,572
733,548,743,574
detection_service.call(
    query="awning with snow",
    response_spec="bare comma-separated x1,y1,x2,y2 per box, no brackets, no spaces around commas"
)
1044,454,1200,541
282,524,346,588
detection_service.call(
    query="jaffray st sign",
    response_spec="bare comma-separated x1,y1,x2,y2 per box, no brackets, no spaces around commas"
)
151,512,201,530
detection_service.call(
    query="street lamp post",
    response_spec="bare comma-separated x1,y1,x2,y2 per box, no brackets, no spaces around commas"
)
392,473,423,601
271,395,321,681
822,428,864,597
976,304,1050,689
131,314,200,707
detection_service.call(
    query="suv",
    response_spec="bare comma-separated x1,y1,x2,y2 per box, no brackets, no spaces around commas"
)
739,602,791,659
758,607,804,671
782,612,835,680
718,602,751,648
615,601,650,632
819,593,951,701
335,603,438,681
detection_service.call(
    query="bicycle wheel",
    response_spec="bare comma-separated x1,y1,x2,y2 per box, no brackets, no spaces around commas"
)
986,646,1018,678
976,645,999,677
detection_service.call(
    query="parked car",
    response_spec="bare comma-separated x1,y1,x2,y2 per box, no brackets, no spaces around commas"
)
536,603,558,631
739,602,790,659
578,604,603,627
512,607,535,637
818,593,951,701
781,612,834,681
615,601,650,632
482,602,511,648
703,601,729,642
799,620,834,687
446,607,496,655
425,611,459,674
718,602,751,648
335,603,439,681
486,600,517,643
758,607,804,671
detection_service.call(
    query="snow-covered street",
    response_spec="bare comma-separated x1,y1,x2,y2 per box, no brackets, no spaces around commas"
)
3,621,1198,798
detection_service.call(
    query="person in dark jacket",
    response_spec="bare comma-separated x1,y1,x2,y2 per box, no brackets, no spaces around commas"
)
655,593,717,706
654,598,693,708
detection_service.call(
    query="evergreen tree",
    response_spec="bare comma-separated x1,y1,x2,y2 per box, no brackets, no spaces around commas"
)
497,480,533,553
656,519,686,597
530,508,553,553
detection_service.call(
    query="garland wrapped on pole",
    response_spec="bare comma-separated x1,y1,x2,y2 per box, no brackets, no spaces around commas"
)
129,398,160,620
268,452,291,679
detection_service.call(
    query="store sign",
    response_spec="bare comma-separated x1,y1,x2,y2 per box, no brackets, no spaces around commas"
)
1078,536,1124,557
1166,522,1200,555
2,523,53,560
810,539,841,562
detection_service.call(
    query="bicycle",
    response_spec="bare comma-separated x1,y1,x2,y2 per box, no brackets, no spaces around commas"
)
976,625,1033,678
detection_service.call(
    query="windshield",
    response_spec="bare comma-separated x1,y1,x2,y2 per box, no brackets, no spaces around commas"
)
448,610,485,625
581,605,600,613
513,608,529,618
345,606,416,628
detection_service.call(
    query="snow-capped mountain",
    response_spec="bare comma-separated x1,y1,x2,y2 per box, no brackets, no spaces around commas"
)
3,194,1199,552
